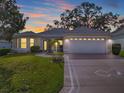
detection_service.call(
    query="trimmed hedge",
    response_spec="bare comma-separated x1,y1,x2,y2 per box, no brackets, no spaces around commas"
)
0,48,11,56
30,46,40,53
112,44,121,55
119,51,124,57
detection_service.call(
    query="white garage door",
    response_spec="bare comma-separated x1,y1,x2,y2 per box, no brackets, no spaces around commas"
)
64,40,107,54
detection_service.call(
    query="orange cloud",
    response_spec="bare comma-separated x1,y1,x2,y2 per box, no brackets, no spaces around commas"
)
25,25,45,32
24,12,47,18
33,21,49,25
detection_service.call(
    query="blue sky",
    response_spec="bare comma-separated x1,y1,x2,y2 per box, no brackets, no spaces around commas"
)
17,0,124,32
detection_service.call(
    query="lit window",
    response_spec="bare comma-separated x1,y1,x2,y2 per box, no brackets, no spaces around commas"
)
21,38,27,48
30,38,34,47
44,41,47,50
58,40,63,45
83,38,87,40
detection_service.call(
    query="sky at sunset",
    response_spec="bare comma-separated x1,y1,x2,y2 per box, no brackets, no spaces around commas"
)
17,0,124,32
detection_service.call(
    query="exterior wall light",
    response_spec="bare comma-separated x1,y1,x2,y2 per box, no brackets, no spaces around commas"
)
70,38,73,40
75,38,78,40
97,38,100,40
65,39,69,42
92,38,96,40
88,38,91,40
108,39,113,43
79,38,82,40
101,38,105,40
83,38,87,40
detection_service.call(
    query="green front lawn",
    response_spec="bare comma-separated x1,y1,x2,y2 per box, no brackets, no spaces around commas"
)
0,54,64,93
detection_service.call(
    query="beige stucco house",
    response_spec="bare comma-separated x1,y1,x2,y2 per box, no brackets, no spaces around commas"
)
12,27,113,54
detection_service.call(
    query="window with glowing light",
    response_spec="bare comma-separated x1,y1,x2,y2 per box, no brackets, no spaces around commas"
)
58,40,63,45
21,38,27,48
43,41,47,50
30,38,34,47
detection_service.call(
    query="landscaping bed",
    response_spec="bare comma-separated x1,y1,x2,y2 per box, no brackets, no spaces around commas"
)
0,54,64,93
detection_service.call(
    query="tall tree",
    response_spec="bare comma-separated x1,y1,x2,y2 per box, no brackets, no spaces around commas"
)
46,24,53,30
53,20,60,28
49,2,123,31
0,0,28,41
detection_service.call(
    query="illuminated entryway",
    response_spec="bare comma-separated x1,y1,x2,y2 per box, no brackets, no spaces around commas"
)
64,37,111,54
43,39,63,52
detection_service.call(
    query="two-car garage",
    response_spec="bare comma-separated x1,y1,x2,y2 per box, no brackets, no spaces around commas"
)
63,27,111,54
64,37,110,54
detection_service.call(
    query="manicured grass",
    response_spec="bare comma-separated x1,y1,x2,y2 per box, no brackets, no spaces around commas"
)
0,54,64,93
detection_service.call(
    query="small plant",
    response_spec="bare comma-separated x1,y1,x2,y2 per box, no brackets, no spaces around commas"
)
112,44,121,55
52,52,64,63
0,48,11,56
30,46,40,53
119,50,124,57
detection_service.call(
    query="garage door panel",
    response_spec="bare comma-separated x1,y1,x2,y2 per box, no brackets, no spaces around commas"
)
64,40,107,54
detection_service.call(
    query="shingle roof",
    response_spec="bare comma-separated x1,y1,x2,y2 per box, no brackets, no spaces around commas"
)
66,27,110,36
13,27,111,38
38,28,70,38
13,31,37,38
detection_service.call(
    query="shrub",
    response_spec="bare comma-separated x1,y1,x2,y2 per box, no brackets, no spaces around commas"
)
30,46,40,53
119,50,124,57
112,44,121,55
0,48,11,56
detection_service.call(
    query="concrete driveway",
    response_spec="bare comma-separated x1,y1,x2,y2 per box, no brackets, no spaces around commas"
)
60,54,124,93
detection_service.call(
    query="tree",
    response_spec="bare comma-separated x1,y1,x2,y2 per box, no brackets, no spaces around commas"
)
0,0,28,41
53,20,60,28
46,24,53,30
48,2,123,31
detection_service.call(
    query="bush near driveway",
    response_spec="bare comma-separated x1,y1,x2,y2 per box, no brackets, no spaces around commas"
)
0,54,64,93
0,48,11,56
119,50,124,57
112,44,121,55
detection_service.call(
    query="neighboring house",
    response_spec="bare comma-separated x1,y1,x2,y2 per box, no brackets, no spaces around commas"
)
0,40,11,48
12,27,112,54
112,27,124,50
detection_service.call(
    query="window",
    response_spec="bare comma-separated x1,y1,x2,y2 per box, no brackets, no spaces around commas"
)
30,38,34,47
58,40,63,45
21,38,27,48
44,41,47,50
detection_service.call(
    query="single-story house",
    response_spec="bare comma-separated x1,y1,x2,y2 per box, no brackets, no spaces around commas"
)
111,26,124,50
12,27,113,54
